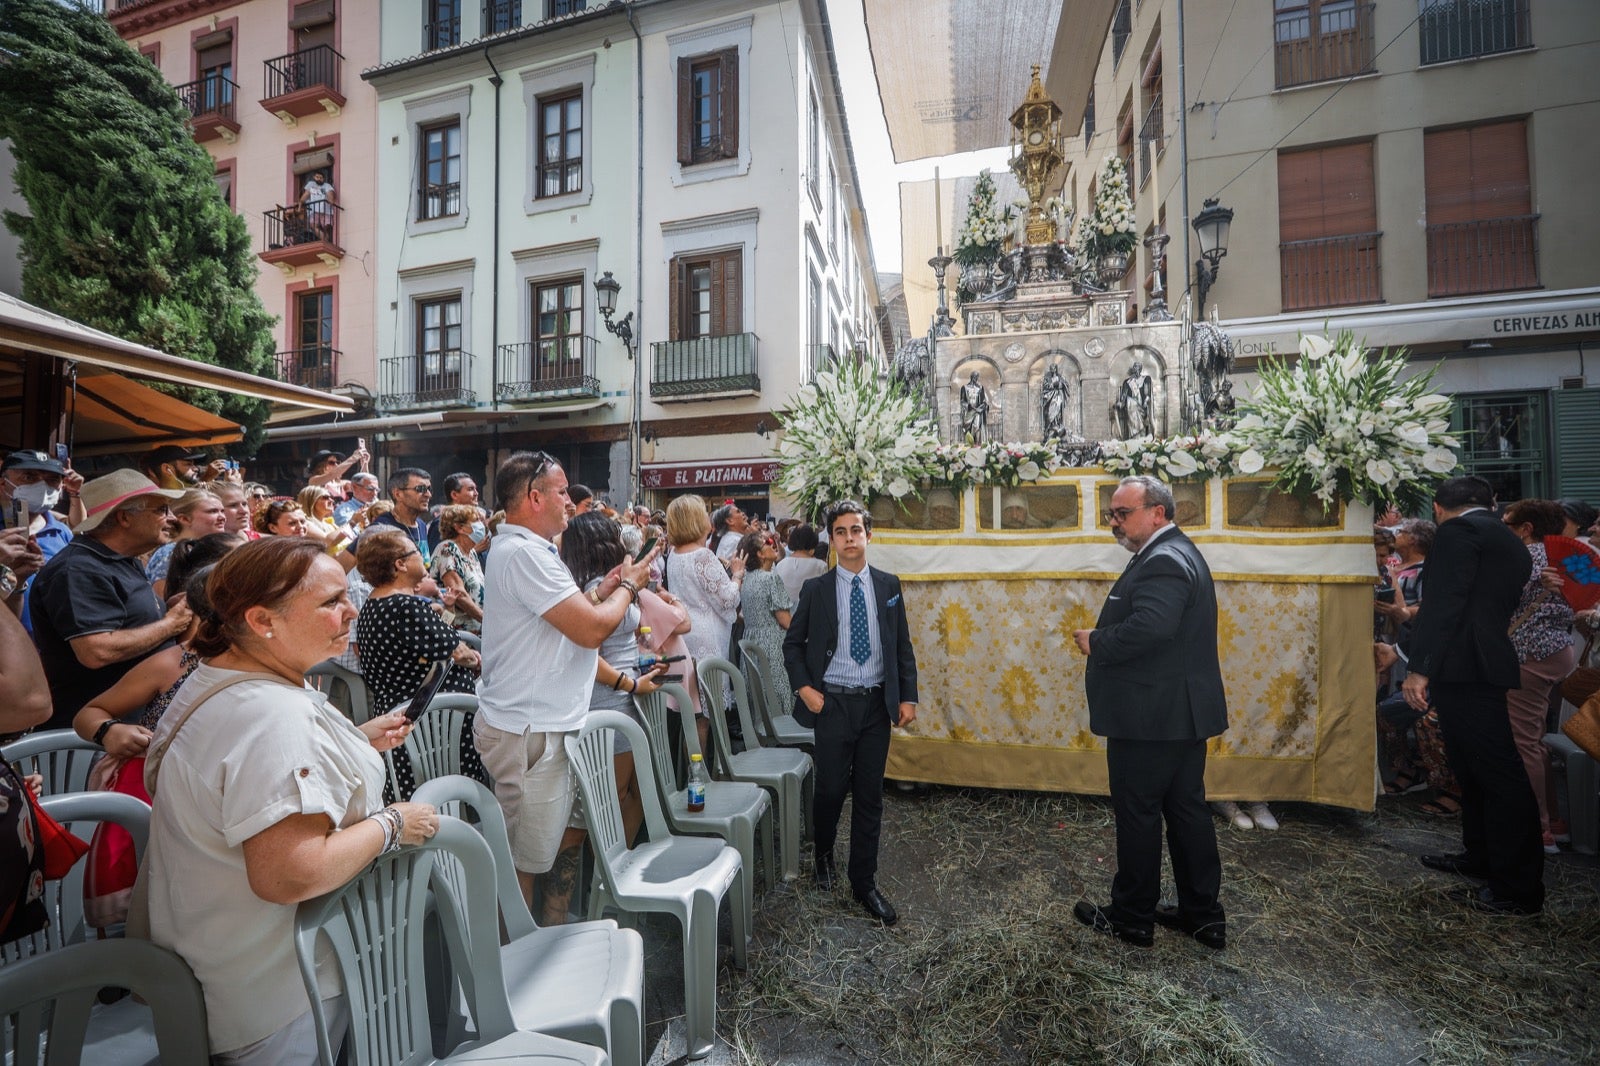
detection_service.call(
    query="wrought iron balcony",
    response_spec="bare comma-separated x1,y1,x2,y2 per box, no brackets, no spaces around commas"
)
649,333,760,400
1110,0,1132,67
1138,94,1163,188
274,347,341,392
261,45,346,124
1279,232,1382,312
259,203,344,271
484,0,521,33
1420,0,1531,65
1275,2,1375,88
175,75,239,143
424,14,460,51
379,351,476,411
1426,215,1540,298
496,337,600,403
419,182,461,221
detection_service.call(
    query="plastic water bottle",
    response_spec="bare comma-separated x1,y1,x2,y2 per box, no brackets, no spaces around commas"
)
687,753,707,812
636,626,657,671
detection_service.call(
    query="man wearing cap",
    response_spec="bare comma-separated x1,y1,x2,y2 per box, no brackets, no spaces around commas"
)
1,450,85,634
28,470,193,731
140,446,208,491
307,445,368,489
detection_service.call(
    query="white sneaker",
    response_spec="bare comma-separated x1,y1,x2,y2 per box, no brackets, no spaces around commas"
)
1245,802,1279,831
1213,800,1253,829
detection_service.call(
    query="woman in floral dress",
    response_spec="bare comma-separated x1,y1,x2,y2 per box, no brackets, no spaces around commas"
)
736,530,793,722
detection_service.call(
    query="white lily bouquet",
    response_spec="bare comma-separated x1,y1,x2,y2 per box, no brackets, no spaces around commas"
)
1101,431,1240,482
775,359,942,519
932,440,1058,489
1230,331,1459,513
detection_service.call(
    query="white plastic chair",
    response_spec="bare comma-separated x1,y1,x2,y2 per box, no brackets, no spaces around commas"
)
696,657,814,880
737,639,813,749
411,775,645,1066
1,792,150,967
566,711,748,1061
305,659,374,725
1545,731,1598,855
637,683,776,905
384,692,479,797
293,816,608,1066
0,938,209,1066
0,729,102,796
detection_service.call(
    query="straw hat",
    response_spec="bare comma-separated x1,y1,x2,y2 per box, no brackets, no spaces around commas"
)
76,469,185,534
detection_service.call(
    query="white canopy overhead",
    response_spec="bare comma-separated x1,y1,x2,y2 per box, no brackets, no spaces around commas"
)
863,0,1115,163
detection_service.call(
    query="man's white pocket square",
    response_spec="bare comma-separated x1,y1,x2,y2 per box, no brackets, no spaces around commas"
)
887,595,901,606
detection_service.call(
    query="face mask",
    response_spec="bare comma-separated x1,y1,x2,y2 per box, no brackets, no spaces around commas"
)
469,522,487,541
10,481,59,513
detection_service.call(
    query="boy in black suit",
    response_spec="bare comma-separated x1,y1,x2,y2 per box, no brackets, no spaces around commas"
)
784,499,918,925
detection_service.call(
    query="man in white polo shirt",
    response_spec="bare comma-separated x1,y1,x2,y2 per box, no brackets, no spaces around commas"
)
474,450,655,921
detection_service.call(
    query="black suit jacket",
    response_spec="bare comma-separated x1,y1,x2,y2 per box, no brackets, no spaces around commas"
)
1406,508,1527,688
784,566,918,728
1085,526,1228,741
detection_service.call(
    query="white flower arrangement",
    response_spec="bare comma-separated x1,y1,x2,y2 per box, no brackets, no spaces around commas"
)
1230,330,1459,512
1077,156,1138,259
931,440,1059,490
775,358,942,519
1101,431,1240,482
953,170,1015,267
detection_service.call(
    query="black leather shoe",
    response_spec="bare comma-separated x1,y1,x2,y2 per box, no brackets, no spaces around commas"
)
855,887,899,926
1153,904,1227,949
1448,884,1540,916
814,852,836,891
1420,852,1489,880
1072,900,1153,947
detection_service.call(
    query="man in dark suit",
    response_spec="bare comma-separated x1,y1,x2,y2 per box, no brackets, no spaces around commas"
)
1402,476,1542,914
1071,475,1229,949
785,499,918,925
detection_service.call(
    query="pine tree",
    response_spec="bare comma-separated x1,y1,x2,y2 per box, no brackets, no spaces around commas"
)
0,0,276,450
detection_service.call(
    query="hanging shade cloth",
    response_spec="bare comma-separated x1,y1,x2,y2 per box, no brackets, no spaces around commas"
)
863,0,1113,163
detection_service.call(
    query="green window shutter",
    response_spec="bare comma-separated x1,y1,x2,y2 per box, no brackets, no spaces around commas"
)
1553,388,1600,502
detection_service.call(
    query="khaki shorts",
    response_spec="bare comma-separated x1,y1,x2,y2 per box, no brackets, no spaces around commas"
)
472,721,577,874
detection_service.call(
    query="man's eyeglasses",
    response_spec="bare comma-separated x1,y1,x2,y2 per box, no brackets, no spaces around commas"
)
1101,504,1155,524
404,485,433,496
128,502,174,516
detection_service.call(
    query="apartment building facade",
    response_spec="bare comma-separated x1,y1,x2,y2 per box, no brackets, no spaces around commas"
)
106,0,381,483
1062,0,1600,502
358,0,881,511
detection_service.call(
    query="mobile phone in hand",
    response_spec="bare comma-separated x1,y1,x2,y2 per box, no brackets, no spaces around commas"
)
10,499,27,530
633,535,658,563
403,660,449,722
54,443,69,464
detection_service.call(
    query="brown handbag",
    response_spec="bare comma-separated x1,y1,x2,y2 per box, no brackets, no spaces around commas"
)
1563,694,1600,761
1561,666,1600,709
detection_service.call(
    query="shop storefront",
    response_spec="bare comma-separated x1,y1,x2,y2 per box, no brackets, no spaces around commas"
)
641,458,783,519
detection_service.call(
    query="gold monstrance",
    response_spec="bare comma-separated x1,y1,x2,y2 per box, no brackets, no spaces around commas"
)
1008,65,1064,247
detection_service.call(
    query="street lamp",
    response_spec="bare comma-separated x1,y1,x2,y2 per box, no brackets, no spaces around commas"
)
594,270,635,359
1192,197,1233,313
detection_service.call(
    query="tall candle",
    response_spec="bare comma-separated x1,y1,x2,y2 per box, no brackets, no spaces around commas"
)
934,166,942,256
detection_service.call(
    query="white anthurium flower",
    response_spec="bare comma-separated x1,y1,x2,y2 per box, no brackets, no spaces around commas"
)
1234,413,1266,432
1238,448,1266,474
1421,447,1457,474
1299,334,1333,360
886,477,913,498
1163,449,1200,477
965,447,986,468
1017,460,1041,481
1366,457,1396,485
1396,422,1428,446
1304,444,1327,468
797,385,818,406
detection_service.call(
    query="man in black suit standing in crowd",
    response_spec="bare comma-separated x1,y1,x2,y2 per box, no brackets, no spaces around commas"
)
1072,475,1229,949
785,499,918,925
1403,475,1542,914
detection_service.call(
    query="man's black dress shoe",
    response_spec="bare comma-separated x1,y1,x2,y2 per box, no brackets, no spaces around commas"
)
814,852,836,891
1153,904,1227,949
1420,852,1489,880
1072,900,1153,947
1448,884,1540,916
856,887,899,926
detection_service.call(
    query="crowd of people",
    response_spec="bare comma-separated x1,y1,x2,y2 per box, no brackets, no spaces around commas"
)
4,436,1597,1055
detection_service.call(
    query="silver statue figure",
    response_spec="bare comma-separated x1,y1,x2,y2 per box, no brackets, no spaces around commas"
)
960,371,991,443
1041,361,1069,440
1112,362,1154,440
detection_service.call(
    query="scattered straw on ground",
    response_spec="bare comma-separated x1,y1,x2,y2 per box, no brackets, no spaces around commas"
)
724,788,1600,1065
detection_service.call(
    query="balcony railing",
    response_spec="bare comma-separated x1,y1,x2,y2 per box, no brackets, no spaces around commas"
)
1275,2,1375,88
649,334,760,399
1279,231,1382,311
496,337,600,402
175,75,239,142
263,202,342,252
1420,0,1530,64
380,351,476,411
274,347,341,391
419,181,461,221
484,0,521,33
425,15,461,50
262,45,344,108
1426,215,1540,298
1138,94,1163,187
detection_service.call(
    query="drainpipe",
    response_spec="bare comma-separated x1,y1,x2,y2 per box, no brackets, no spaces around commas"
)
485,46,504,412
626,2,645,501
1176,0,1193,308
